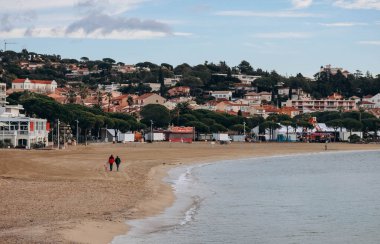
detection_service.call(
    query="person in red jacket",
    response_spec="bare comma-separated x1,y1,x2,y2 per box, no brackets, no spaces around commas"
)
108,155,115,171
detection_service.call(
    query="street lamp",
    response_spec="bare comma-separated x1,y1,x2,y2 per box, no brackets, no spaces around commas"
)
243,121,246,137
57,119,60,149
150,120,154,142
75,119,79,144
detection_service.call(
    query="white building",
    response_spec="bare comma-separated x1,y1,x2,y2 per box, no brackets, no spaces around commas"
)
363,93,380,108
233,74,261,84
244,92,272,103
210,91,233,100
0,83,6,107
98,83,121,92
164,77,182,87
12,78,57,94
0,83,49,148
283,99,356,113
213,73,261,85
319,64,350,78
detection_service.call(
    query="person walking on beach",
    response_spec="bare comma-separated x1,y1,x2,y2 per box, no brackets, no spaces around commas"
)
108,155,115,171
115,156,121,171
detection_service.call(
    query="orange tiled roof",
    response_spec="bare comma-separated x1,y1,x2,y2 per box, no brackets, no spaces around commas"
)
137,93,156,100
13,78,54,84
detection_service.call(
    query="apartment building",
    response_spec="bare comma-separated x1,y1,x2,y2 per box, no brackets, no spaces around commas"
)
284,99,356,113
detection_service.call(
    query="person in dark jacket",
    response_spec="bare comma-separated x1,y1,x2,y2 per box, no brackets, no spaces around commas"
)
115,156,121,171
108,155,115,171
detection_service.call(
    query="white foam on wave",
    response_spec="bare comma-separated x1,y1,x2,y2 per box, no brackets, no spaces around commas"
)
112,164,209,243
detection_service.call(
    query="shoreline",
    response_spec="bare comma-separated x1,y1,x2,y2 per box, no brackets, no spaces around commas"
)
0,142,379,243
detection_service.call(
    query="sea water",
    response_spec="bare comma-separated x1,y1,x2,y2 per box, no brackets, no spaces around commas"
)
112,150,380,244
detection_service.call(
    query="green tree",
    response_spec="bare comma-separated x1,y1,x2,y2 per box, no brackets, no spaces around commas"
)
326,119,344,142
342,118,362,139
362,118,380,140
238,60,254,74
260,121,281,141
185,121,209,134
140,104,170,128
229,124,245,134
280,120,295,141
210,123,228,133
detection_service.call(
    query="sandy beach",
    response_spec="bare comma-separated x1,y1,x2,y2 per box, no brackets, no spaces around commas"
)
0,142,379,243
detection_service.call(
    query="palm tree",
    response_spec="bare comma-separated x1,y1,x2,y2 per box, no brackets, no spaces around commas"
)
127,96,134,113
342,118,363,141
106,92,113,112
260,121,281,141
96,90,103,107
326,119,343,142
66,89,77,104
281,120,294,142
78,84,89,105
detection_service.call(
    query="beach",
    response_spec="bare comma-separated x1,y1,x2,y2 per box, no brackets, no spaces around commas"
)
0,142,379,243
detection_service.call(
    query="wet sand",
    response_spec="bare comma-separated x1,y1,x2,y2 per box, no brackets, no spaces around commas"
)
0,142,379,243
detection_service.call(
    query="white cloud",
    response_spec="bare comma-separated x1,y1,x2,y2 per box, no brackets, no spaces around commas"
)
215,10,320,18
292,0,313,9
0,0,75,12
255,32,313,39
0,0,176,41
320,22,368,26
0,0,147,14
173,32,193,37
76,0,149,15
358,40,380,45
334,0,380,10
0,27,168,40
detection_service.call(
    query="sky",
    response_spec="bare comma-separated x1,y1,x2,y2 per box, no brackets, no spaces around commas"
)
0,0,379,77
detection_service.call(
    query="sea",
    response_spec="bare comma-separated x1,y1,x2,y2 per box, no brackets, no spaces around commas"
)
112,150,380,244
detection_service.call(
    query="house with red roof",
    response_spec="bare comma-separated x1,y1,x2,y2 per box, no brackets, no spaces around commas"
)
363,93,380,108
136,93,166,106
12,78,57,94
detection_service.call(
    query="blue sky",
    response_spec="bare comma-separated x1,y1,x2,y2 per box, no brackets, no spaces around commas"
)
1,0,379,77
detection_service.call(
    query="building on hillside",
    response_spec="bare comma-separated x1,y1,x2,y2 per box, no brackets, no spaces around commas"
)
136,93,166,106
112,64,137,73
232,83,258,93
279,106,300,118
65,68,90,78
363,93,380,108
233,74,261,84
283,99,356,113
168,86,190,97
194,100,219,111
327,93,343,100
146,83,161,92
0,83,7,107
12,78,57,94
244,92,272,103
216,101,250,114
0,83,49,148
278,87,310,100
210,91,233,101
98,83,121,92
319,64,350,78
212,73,261,84
111,94,136,107
358,101,376,109
164,76,182,87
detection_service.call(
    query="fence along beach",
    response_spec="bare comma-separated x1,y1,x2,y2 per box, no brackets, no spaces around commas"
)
0,142,379,243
